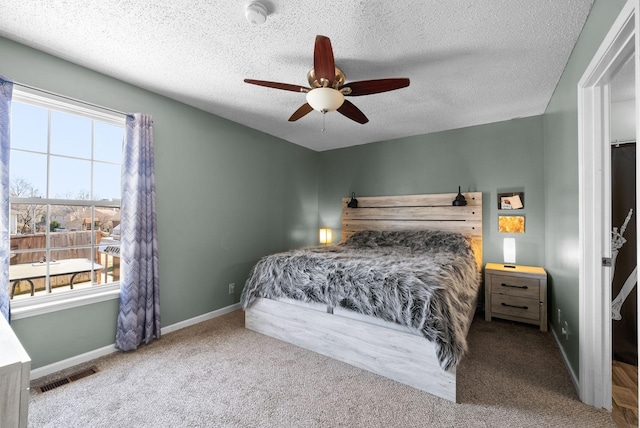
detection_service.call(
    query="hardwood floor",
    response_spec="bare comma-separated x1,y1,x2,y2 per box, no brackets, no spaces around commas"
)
612,360,638,428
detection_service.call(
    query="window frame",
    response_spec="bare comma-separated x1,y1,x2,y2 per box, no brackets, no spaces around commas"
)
9,88,125,319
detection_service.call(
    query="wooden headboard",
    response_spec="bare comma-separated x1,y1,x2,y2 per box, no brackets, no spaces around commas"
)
341,192,483,267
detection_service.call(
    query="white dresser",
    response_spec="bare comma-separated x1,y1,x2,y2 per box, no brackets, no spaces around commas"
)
0,315,30,428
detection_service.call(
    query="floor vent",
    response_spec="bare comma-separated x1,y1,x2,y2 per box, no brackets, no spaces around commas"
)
36,366,98,393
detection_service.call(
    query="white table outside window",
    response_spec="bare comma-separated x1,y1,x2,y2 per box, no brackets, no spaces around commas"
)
9,258,104,299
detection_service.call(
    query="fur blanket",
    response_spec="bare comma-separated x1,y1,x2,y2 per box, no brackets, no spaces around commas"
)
241,230,480,370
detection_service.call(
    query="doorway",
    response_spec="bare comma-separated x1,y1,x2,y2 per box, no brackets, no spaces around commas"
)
578,0,638,410
610,54,638,425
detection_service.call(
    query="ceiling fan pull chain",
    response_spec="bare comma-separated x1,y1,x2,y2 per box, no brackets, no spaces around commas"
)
322,112,326,132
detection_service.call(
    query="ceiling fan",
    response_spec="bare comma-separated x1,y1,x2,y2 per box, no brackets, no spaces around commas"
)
244,35,410,124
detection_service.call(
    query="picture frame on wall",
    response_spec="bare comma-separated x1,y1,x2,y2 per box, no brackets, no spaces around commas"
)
498,192,524,210
498,215,525,233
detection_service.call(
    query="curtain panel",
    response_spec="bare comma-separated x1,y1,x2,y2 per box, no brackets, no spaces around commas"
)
115,113,160,351
0,77,12,322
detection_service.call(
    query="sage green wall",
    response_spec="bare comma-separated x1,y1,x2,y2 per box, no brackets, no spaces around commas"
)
542,0,627,378
318,116,546,268
3,0,630,374
0,36,319,369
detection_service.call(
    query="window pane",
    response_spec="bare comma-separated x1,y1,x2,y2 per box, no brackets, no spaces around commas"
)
95,206,120,234
9,249,46,265
9,250,47,300
93,162,121,201
50,111,91,159
50,245,96,262
10,151,47,197
10,203,46,236
98,245,120,285
97,206,120,284
48,249,102,294
94,121,123,163
50,156,91,199
11,102,48,153
49,204,92,234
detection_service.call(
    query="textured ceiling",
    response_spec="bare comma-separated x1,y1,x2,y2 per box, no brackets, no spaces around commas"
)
0,0,595,151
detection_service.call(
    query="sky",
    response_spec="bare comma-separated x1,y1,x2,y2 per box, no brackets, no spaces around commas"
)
10,101,123,201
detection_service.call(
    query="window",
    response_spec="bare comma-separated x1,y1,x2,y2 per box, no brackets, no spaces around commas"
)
8,89,124,312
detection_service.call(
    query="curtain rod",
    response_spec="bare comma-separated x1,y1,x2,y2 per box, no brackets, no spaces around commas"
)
12,81,129,117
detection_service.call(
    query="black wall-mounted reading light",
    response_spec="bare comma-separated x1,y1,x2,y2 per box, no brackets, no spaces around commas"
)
347,192,358,208
452,186,467,206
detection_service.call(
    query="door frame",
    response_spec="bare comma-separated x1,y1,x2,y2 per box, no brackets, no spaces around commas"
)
578,0,638,409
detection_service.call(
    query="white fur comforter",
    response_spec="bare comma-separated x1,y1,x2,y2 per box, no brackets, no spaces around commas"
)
241,230,480,370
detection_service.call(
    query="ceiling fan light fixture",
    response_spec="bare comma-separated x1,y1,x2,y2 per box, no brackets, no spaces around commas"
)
244,35,409,125
306,87,344,113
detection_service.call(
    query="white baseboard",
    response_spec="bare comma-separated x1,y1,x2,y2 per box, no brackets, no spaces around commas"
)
30,344,117,380
551,324,579,394
161,303,241,335
30,302,243,380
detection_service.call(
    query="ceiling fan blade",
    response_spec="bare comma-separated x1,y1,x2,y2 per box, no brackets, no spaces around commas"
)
288,103,314,121
314,35,335,87
340,78,410,96
244,79,309,93
337,100,369,124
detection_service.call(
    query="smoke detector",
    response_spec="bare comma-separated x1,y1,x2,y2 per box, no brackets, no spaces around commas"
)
245,2,267,25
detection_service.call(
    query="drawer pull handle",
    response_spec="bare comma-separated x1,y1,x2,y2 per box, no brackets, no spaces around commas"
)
501,302,528,310
501,283,528,289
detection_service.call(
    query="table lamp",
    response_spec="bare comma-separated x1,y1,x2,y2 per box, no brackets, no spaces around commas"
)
503,238,516,268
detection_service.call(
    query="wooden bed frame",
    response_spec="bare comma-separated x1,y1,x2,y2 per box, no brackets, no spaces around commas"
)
245,192,482,402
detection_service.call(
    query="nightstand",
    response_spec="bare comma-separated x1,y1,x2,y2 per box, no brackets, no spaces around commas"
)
484,263,548,332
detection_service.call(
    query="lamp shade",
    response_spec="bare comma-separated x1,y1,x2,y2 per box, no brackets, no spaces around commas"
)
503,238,516,265
319,228,332,245
306,88,345,113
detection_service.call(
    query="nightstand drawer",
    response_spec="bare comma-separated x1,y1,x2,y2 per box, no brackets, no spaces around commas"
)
490,274,540,300
491,294,540,321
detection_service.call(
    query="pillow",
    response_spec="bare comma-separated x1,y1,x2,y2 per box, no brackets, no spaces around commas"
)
340,230,382,248
342,229,471,253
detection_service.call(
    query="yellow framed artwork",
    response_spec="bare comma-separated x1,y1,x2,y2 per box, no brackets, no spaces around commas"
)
498,215,525,233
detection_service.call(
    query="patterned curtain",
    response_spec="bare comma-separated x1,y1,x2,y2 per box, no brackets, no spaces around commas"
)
115,113,160,350
0,77,12,322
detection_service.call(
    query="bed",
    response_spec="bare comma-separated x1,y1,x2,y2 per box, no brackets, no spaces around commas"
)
242,192,482,402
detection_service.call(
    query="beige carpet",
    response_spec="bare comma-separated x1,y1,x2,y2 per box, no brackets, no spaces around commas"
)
28,310,615,427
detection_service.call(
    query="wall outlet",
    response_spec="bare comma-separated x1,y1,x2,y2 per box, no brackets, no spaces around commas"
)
228,283,235,295
562,321,569,340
